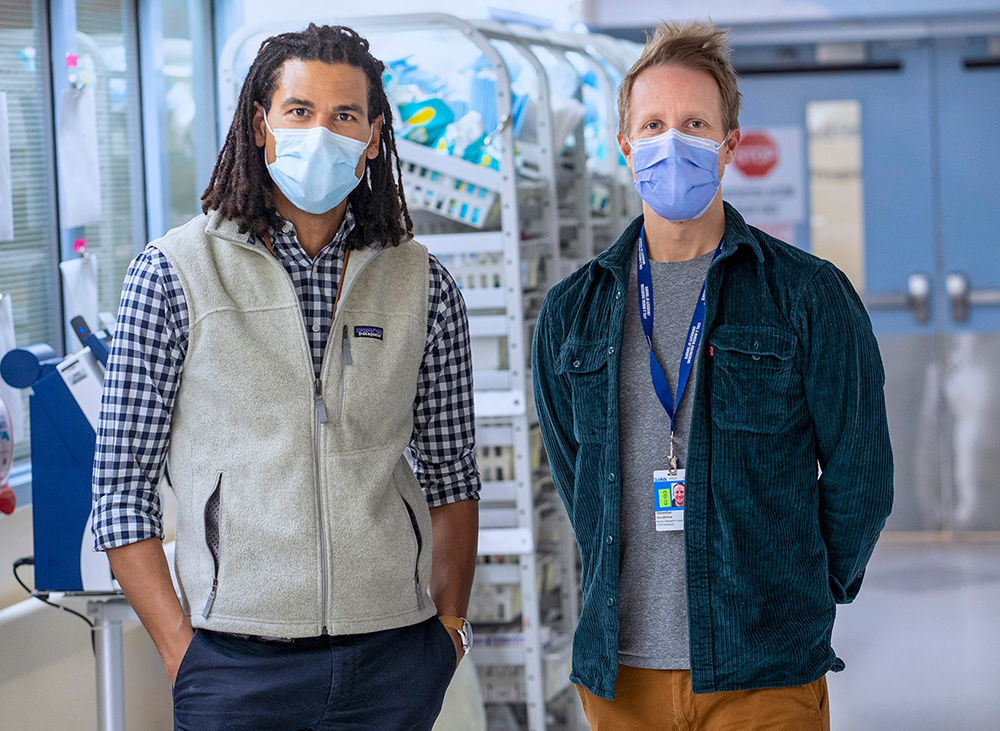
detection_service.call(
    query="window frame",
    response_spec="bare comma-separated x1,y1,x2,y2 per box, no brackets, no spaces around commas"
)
8,0,219,508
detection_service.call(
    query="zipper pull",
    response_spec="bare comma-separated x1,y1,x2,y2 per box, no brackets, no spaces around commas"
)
314,379,328,424
342,325,352,365
415,577,426,610
201,579,218,618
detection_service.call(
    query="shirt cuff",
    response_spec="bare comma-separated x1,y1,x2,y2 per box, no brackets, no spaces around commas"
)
91,492,165,551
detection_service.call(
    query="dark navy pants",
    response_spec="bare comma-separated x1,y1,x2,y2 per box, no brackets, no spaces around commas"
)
172,617,457,730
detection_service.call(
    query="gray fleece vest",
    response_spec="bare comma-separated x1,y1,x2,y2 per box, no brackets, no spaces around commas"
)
153,211,435,638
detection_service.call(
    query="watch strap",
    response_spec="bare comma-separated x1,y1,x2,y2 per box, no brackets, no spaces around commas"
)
437,615,472,655
437,615,465,632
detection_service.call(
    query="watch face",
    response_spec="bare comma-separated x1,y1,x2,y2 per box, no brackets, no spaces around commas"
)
461,619,473,654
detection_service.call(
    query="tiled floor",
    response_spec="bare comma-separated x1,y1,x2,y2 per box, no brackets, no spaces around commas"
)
828,539,1000,731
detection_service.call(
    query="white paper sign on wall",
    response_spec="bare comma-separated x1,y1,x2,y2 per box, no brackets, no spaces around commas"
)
722,126,805,226
57,87,102,229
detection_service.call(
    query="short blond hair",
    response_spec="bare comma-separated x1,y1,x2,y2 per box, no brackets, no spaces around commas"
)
618,21,742,136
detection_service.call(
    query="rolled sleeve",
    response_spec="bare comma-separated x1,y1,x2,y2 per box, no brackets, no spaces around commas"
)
92,250,188,550
410,254,480,507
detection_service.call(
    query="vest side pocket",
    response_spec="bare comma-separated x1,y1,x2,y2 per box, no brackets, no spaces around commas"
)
201,473,223,618
397,490,426,611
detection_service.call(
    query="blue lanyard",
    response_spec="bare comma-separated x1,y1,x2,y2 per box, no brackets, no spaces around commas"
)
636,228,722,467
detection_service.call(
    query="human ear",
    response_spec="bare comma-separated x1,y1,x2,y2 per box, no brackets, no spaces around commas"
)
253,102,267,148
617,132,636,180
722,128,741,166
366,115,384,160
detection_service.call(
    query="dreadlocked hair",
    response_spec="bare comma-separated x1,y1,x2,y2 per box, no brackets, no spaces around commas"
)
201,24,413,249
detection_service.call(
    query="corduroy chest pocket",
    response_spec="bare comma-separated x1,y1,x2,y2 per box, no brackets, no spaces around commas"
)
556,342,611,444
708,324,797,434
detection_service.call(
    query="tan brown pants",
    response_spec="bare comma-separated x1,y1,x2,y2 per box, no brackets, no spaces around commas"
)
577,665,830,731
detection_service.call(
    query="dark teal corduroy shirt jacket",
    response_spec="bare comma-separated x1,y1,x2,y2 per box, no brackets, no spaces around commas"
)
531,203,893,698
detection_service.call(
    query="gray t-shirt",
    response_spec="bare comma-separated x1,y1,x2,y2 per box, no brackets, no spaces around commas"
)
617,244,715,669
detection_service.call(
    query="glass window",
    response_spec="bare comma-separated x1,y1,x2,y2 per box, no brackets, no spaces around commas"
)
157,0,215,232
74,0,146,316
1,0,194,480
163,36,199,226
807,100,866,292
0,0,61,462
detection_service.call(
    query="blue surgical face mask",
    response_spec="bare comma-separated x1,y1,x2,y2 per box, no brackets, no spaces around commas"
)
264,116,372,214
628,129,727,222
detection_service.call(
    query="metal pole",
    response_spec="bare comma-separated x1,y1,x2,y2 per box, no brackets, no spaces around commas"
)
89,601,127,731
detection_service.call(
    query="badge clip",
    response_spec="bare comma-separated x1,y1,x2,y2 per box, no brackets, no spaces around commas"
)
667,432,679,475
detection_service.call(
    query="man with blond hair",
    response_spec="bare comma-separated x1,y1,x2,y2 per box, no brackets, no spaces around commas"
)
532,21,893,729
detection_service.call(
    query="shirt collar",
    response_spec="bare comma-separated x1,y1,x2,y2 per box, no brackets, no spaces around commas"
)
267,206,356,263
595,202,765,284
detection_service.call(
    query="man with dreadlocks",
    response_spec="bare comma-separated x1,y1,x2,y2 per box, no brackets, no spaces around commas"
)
91,24,480,730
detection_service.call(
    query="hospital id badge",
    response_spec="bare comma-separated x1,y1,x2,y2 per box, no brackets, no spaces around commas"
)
654,469,685,531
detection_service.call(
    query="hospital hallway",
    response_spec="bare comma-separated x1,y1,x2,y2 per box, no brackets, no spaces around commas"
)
828,538,1000,731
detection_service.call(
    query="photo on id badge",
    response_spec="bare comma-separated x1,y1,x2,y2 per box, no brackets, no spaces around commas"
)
654,470,685,531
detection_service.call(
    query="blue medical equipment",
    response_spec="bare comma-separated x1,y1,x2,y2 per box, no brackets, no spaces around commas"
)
0,320,115,593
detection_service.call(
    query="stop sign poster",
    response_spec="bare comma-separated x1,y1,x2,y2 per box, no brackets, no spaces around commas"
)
722,126,804,226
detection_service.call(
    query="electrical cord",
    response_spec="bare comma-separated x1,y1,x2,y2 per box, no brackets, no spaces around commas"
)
13,557,96,655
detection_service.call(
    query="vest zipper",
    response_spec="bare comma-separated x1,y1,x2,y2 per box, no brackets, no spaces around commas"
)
314,399,330,633
312,250,375,634
251,242,379,636
399,494,426,610
314,380,328,423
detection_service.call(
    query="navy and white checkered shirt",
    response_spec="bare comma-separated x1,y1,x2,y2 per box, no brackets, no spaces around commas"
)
92,209,480,551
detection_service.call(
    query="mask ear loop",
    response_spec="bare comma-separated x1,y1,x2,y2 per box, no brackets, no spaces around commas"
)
261,112,277,169
356,124,377,188
626,133,645,151
260,111,277,256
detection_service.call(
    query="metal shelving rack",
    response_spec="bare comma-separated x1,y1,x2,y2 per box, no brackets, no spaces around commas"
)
219,16,641,730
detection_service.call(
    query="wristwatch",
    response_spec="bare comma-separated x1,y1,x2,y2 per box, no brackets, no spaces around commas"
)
437,615,473,655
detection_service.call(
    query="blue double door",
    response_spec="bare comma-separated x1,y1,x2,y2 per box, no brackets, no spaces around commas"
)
733,35,1000,531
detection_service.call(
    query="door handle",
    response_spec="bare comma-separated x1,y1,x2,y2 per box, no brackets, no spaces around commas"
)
945,272,1000,322
862,272,931,324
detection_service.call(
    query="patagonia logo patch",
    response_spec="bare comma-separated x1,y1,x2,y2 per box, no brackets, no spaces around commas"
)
354,326,383,340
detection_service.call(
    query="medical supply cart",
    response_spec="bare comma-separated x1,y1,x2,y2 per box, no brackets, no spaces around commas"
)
219,16,640,729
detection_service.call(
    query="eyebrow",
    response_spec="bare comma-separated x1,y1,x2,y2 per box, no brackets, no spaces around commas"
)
278,98,366,116
279,96,314,109
640,112,715,122
333,103,366,115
